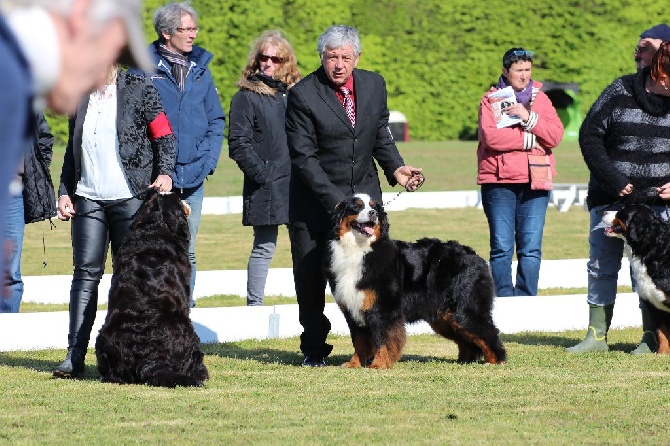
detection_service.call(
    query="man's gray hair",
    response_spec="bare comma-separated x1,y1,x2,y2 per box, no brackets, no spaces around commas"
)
153,1,198,39
317,25,361,56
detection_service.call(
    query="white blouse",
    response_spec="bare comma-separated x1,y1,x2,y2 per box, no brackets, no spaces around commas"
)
76,84,133,200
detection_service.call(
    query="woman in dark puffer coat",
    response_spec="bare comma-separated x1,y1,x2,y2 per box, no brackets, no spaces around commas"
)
228,30,302,306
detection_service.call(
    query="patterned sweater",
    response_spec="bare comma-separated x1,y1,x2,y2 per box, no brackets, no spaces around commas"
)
580,68,670,209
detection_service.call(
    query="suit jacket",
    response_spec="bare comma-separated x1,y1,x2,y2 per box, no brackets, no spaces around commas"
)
286,66,404,231
59,70,176,198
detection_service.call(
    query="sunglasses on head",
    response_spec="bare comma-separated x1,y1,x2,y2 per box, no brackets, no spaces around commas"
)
510,50,534,58
503,50,534,68
258,54,283,64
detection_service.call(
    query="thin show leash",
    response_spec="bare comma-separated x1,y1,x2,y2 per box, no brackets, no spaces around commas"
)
42,189,156,268
596,186,670,217
383,171,425,207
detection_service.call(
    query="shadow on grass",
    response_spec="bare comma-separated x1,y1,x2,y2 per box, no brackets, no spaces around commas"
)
203,342,463,367
0,351,104,381
502,332,637,353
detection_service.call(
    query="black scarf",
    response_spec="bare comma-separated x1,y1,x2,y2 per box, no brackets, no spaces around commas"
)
633,67,670,116
249,73,287,93
157,43,190,92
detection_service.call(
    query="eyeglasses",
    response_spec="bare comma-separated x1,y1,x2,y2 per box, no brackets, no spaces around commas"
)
176,27,199,35
635,45,653,54
258,54,283,64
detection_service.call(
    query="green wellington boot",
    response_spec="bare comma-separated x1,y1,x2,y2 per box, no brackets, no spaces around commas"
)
630,304,658,355
566,304,614,353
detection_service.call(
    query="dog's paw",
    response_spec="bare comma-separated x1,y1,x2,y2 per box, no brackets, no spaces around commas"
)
340,361,362,368
367,361,392,369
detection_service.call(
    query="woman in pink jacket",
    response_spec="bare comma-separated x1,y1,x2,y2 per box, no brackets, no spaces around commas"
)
477,48,564,296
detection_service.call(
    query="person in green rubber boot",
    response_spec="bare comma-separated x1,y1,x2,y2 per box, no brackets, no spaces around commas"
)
569,39,670,354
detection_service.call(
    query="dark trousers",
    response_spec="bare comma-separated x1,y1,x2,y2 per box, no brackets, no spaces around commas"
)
67,195,142,350
288,224,333,358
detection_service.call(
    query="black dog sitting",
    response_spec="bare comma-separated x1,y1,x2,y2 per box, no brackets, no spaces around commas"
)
95,190,209,387
325,193,507,368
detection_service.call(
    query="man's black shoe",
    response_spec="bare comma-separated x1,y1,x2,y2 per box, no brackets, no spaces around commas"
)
302,355,326,367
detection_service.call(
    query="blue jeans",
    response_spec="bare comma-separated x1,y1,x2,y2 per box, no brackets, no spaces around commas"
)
246,225,280,306
587,204,670,306
2,192,24,313
481,184,549,296
178,183,204,307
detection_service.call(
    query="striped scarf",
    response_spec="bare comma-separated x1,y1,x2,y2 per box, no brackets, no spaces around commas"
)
157,43,190,92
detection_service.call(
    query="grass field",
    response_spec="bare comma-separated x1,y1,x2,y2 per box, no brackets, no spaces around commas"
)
0,329,666,444
7,142,660,444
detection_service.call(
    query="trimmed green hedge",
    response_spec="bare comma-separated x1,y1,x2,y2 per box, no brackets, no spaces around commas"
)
45,0,661,142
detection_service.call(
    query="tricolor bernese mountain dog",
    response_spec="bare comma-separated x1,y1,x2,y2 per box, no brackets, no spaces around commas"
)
95,190,209,387
604,204,670,353
325,193,507,369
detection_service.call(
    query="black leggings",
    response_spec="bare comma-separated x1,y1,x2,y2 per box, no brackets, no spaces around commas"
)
67,195,142,350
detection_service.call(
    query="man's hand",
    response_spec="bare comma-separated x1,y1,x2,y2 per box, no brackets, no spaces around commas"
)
393,165,424,191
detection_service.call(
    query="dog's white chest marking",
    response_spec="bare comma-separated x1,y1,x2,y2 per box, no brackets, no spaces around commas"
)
626,247,670,312
329,234,371,326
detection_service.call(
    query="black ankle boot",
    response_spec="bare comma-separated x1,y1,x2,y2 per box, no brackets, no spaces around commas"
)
53,348,86,378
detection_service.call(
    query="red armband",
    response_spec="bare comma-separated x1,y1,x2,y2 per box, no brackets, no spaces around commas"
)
148,112,173,140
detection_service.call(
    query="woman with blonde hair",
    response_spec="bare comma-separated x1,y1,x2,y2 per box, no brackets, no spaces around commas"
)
53,64,175,377
228,30,301,305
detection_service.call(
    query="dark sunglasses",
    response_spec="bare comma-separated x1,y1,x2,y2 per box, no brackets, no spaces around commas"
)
258,54,283,64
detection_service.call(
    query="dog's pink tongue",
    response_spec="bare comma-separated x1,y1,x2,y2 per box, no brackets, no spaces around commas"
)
364,226,374,235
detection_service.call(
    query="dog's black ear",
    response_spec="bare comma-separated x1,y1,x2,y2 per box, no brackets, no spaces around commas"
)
626,205,656,242
333,198,347,215
634,205,666,241
329,198,348,239
378,202,390,237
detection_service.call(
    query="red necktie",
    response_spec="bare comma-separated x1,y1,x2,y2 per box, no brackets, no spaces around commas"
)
340,86,355,128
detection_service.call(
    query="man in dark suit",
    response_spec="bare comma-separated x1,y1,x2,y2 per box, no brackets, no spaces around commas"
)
286,25,422,367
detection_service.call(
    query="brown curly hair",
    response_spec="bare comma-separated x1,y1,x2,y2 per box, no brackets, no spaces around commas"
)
650,41,670,86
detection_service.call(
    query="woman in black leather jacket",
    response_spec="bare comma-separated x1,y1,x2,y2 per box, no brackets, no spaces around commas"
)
53,66,175,378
